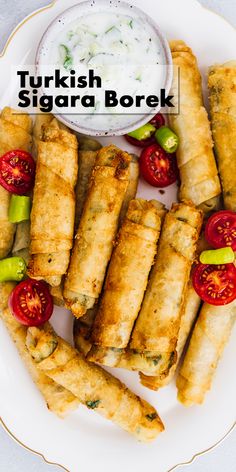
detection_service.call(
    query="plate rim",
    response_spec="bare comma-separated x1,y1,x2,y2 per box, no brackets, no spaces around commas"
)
0,1,235,471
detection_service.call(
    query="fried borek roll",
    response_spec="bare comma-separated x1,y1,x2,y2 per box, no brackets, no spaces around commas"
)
73,154,139,336
169,40,221,212
0,283,79,417
208,62,236,210
140,280,201,390
13,115,57,262
26,324,164,441
177,300,236,406
0,107,32,259
88,199,165,365
28,123,78,286
64,145,130,318
13,117,66,264
136,202,202,384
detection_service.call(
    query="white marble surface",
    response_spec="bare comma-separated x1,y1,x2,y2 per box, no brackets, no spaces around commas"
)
0,1,236,471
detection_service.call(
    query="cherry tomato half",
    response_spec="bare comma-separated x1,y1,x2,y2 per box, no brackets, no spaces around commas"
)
0,150,35,195
205,210,236,251
192,263,236,306
139,143,178,187
149,113,165,128
124,113,165,148
9,279,53,326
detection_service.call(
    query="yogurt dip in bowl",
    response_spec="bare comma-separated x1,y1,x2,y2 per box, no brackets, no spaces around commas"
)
36,0,172,136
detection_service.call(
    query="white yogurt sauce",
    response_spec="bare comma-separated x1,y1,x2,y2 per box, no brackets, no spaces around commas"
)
49,12,167,132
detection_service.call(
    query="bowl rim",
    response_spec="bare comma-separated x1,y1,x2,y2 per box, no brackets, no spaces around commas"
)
35,0,173,136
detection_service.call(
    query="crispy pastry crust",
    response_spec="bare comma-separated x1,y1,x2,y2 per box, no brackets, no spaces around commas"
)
169,40,221,211
28,123,78,286
64,145,131,317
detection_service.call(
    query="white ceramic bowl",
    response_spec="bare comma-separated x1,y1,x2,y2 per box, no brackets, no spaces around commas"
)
36,0,172,136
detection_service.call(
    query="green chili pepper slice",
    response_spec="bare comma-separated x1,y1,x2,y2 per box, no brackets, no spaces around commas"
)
128,123,156,141
155,126,179,153
200,247,235,265
8,195,31,223
0,257,27,282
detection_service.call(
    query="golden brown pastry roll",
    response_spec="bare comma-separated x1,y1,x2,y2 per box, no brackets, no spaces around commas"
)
0,107,32,259
13,117,67,264
13,115,57,263
28,124,78,286
26,324,164,441
89,200,163,358
136,203,202,384
64,145,130,318
0,283,79,417
73,154,139,342
208,62,236,210
169,40,221,212
177,300,236,406
140,280,201,390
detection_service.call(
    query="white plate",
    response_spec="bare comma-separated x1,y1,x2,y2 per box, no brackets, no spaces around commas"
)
0,1,236,472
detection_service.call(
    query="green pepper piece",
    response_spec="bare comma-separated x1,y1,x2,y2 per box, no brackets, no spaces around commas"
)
155,126,179,153
128,123,156,141
9,195,31,223
0,257,27,282
200,247,235,265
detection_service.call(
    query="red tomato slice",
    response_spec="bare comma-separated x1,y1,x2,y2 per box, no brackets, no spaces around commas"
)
9,279,53,326
0,150,35,195
205,210,236,251
124,113,165,148
149,113,165,128
139,143,178,187
192,263,236,306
